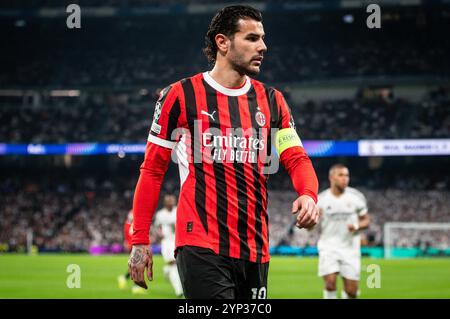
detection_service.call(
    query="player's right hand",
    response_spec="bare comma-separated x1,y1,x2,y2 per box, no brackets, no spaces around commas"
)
128,244,153,289
292,195,319,229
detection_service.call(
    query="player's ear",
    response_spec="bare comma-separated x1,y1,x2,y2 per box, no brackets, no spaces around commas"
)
215,33,229,54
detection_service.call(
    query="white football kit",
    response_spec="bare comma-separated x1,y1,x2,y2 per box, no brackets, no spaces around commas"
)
154,205,183,297
154,206,177,262
317,187,368,280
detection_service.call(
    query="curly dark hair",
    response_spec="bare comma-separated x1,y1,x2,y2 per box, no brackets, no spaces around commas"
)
203,5,263,65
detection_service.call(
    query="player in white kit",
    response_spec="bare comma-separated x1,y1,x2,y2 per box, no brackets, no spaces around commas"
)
154,194,183,297
317,164,370,299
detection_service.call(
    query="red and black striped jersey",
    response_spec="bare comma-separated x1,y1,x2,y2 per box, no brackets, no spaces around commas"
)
136,72,317,263
148,72,297,262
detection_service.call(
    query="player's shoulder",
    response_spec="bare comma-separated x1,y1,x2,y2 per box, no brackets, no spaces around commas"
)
318,188,331,200
158,73,202,97
177,72,211,87
180,72,203,84
346,187,367,201
250,78,281,96
155,208,165,216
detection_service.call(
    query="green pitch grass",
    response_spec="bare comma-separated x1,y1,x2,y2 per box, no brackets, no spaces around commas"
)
0,254,449,298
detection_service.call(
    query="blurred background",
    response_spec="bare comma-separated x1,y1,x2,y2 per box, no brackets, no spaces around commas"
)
0,0,449,262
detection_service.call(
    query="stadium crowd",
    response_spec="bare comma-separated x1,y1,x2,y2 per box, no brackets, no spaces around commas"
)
1,168,449,253
295,92,450,140
1,7,449,88
0,93,153,143
0,173,140,252
0,0,277,9
0,87,450,143
1,87,449,143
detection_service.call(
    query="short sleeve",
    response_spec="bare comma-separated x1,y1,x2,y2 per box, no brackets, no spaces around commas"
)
355,193,368,216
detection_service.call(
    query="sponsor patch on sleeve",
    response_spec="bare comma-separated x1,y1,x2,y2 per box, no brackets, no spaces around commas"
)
275,127,303,155
151,122,162,134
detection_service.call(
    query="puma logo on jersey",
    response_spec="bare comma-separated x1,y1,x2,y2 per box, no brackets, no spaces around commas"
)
201,110,216,122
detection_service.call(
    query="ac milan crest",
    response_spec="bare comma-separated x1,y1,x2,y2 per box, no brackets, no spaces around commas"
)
255,111,266,127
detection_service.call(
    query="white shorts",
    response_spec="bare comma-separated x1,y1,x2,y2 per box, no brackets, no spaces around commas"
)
161,239,176,263
318,249,360,281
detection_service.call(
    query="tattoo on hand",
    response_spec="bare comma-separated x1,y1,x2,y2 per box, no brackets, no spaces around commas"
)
130,247,149,266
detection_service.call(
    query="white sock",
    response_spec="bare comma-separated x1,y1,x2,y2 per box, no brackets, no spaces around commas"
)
342,290,359,299
168,264,183,297
323,290,337,299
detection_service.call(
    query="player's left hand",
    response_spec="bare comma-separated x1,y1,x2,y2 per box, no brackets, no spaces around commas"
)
128,244,153,289
292,195,319,229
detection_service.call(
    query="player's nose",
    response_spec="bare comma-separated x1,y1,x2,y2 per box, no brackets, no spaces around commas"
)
258,39,267,54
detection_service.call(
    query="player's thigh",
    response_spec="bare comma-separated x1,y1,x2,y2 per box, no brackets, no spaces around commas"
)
176,245,235,299
318,250,340,277
339,254,361,281
237,262,269,299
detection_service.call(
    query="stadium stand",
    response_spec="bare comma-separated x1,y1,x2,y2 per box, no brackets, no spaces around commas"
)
1,87,449,142
1,158,449,252
1,5,449,88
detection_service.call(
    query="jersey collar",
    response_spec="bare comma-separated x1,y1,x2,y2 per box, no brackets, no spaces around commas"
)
203,71,251,96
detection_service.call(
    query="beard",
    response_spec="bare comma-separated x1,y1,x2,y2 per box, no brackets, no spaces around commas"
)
229,43,261,76
232,60,260,76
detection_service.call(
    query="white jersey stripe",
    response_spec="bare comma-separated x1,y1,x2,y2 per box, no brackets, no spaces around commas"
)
148,134,176,149
175,133,189,188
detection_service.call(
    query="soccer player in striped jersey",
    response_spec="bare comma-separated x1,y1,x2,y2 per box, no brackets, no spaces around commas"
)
317,164,370,299
128,5,319,299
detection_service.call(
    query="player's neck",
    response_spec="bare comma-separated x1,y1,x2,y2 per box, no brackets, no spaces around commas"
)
331,186,345,197
209,63,247,89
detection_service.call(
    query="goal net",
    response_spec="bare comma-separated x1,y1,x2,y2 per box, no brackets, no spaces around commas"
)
384,222,450,259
